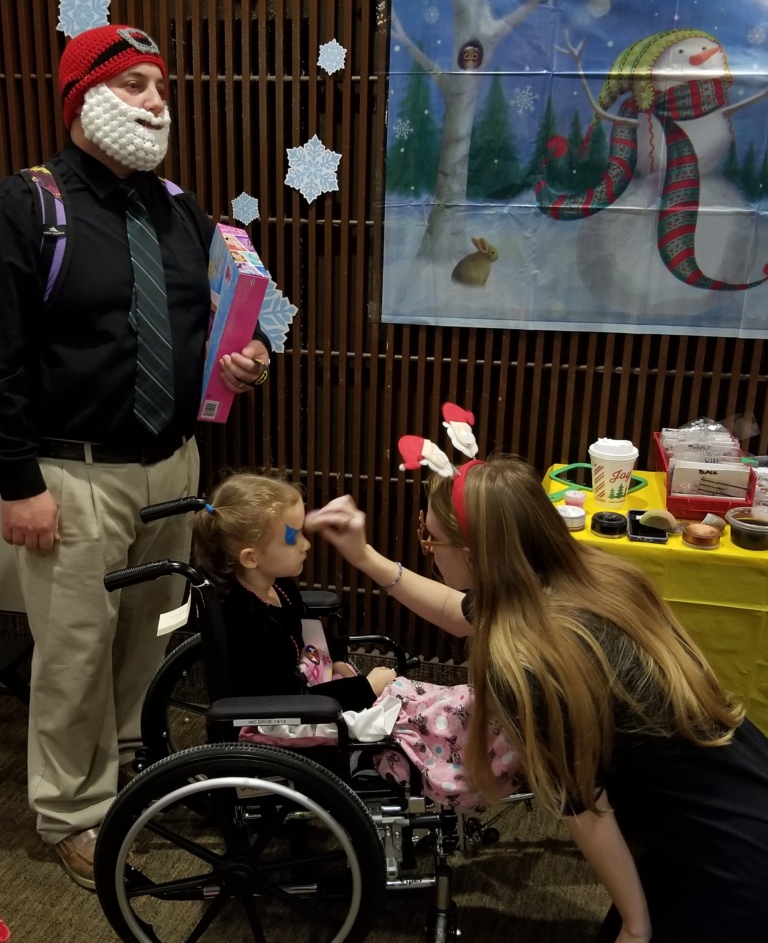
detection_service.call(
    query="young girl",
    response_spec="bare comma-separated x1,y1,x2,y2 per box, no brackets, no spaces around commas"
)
193,471,521,809
192,472,395,711
309,455,768,943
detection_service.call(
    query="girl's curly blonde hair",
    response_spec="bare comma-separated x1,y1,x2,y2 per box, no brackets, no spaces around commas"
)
192,471,303,590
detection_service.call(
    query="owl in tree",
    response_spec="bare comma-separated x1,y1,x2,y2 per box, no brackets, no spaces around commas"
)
457,40,483,70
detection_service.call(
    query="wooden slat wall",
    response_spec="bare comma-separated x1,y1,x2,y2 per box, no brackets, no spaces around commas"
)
3,0,768,659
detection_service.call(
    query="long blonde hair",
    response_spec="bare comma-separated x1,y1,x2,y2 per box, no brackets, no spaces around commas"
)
192,472,303,590
427,455,743,815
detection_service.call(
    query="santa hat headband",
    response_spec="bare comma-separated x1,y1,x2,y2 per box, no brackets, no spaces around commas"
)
59,25,168,129
398,403,485,540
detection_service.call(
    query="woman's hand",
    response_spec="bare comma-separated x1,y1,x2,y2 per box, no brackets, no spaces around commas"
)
366,666,397,697
304,496,369,566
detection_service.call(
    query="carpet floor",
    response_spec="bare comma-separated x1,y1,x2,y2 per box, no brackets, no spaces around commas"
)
0,688,610,943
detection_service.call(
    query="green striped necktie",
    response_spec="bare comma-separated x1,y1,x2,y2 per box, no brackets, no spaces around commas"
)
121,182,175,435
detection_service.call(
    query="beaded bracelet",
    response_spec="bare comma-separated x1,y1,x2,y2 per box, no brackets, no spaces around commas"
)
383,561,403,592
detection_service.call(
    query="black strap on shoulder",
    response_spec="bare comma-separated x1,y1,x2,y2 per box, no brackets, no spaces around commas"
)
17,162,71,307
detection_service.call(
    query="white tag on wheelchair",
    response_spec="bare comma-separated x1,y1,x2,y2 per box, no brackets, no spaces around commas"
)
156,596,192,636
234,718,302,726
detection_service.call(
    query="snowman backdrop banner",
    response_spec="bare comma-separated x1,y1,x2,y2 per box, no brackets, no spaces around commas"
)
382,0,768,338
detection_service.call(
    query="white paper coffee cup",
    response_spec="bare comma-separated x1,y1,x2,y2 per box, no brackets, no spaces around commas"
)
589,438,639,507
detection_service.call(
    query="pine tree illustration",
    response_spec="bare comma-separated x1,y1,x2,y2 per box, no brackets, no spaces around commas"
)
581,120,608,189
723,140,741,188
386,59,442,197
467,74,522,200
524,96,559,187
742,142,760,201
616,484,625,499
609,487,616,499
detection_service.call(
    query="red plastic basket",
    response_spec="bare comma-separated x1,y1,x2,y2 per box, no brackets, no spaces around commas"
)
652,432,756,520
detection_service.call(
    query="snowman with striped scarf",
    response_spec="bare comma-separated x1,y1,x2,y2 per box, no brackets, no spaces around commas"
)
537,29,768,319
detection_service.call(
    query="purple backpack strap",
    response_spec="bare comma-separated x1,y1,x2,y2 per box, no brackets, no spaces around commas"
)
18,168,185,306
161,177,184,196
19,165,68,304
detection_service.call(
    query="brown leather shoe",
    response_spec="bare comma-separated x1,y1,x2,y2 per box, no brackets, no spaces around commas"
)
53,827,98,890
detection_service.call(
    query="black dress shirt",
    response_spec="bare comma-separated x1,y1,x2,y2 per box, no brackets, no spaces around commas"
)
0,141,216,500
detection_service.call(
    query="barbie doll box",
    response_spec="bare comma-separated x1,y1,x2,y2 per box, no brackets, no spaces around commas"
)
198,224,270,423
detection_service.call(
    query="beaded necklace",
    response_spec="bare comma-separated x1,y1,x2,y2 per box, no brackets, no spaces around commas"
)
237,579,300,664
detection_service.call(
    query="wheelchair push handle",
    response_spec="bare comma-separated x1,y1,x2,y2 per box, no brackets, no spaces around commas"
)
104,559,203,592
140,496,207,523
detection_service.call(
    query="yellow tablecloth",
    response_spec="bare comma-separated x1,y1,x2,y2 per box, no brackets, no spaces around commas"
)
544,466,768,734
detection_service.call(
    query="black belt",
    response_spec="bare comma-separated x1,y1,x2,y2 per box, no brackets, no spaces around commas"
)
38,437,187,466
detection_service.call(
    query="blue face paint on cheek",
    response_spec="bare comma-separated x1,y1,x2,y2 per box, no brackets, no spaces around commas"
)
285,524,300,546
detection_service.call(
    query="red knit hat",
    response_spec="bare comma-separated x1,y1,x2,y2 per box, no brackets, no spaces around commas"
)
59,25,168,130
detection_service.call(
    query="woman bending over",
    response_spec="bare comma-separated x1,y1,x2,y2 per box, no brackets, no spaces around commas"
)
309,455,768,943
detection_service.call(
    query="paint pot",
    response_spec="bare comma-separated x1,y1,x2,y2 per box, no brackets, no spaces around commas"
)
590,511,627,539
725,506,768,551
557,505,587,532
564,489,587,508
682,523,721,551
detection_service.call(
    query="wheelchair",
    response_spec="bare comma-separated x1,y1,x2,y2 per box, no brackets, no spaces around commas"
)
94,496,532,943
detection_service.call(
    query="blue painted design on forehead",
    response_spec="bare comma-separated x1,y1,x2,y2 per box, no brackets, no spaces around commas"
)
285,524,300,545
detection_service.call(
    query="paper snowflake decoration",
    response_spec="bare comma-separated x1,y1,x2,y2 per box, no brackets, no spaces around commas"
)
57,0,111,39
285,135,341,204
231,191,260,225
257,280,298,354
318,38,347,75
510,85,540,115
394,119,412,140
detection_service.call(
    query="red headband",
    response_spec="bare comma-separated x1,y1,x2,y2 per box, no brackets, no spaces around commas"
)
451,459,485,539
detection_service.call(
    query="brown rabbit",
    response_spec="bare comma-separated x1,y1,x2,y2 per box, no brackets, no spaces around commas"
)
451,236,499,287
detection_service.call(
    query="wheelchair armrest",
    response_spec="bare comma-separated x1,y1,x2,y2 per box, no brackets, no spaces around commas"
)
300,590,342,614
207,694,344,726
345,634,414,675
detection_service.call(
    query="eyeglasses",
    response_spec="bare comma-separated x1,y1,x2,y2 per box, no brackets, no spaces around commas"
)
417,510,452,556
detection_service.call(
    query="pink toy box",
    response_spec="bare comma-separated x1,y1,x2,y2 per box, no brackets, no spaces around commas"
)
198,224,270,423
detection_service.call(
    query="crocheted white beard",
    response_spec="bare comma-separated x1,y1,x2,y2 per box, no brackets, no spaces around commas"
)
79,83,171,172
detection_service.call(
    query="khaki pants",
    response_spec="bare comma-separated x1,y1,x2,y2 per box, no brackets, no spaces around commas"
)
16,439,199,844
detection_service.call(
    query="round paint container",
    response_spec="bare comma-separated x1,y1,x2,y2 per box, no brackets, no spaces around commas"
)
725,507,768,551
590,511,627,539
557,505,587,532
564,490,587,508
682,523,721,551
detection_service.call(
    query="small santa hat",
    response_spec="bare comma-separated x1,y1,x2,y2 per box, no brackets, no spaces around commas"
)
398,435,429,471
442,402,475,425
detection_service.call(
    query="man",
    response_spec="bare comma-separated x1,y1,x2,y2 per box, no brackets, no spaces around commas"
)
0,24,270,889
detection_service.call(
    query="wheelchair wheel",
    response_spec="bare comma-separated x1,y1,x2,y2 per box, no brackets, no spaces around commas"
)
141,633,207,762
95,743,386,943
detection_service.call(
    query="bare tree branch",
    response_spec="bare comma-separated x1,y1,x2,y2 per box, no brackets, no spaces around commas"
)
498,0,543,38
391,8,446,93
557,30,638,127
